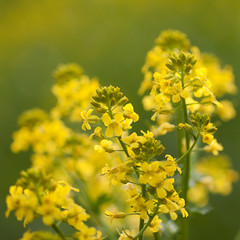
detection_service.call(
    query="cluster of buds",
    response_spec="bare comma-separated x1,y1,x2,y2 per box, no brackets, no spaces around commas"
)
166,51,197,75
91,85,128,113
53,63,84,85
16,168,54,192
155,30,190,51
6,167,102,239
179,113,218,145
123,131,165,161
17,108,48,128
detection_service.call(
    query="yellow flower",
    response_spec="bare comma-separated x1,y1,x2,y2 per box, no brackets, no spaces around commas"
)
149,177,174,199
81,109,99,131
65,204,89,230
36,195,61,226
74,224,102,240
133,198,155,220
141,130,154,138
94,140,113,153
102,160,133,185
20,231,60,240
149,216,162,232
123,103,139,122
202,134,214,144
5,186,38,226
159,154,182,176
204,139,223,155
120,118,133,131
105,208,126,223
139,162,161,184
123,132,146,148
118,230,136,240
216,100,236,121
151,122,175,136
89,126,103,139
102,112,124,137
196,156,239,195
188,183,208,207
11,127,32,153
159,196,188,221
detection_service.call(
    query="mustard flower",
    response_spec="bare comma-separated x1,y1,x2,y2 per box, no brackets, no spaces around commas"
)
118,230,136,240
102,112,124,137
94,139,113,153
81,109,99,131
204,139,223,155
105,208,126,223
149,177,174,199
123,103,139,122
149,216,162,232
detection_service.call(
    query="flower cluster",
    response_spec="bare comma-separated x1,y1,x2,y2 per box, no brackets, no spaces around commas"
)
188,156,238,207
52,63,99,121
139,30,238,214
81,85,188,239
8,65,124,240
6,168,102,240
6,30,238,240
140,30,237,138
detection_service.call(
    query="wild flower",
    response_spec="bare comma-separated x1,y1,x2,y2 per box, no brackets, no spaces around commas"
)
6,30,238,240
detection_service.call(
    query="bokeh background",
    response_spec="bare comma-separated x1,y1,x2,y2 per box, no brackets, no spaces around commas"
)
1,0,240,239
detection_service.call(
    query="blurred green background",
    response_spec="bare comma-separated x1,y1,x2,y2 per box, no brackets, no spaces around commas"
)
1,0,240,239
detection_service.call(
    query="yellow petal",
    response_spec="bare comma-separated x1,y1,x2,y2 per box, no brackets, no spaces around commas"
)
114,112,124,123
114,125,123,136
102,113,112,126
170,211,178,221
172,94,181,103
105,127,114,137
180,89,190,99
156,187,167,198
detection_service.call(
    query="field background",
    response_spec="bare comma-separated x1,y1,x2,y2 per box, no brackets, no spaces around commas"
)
1,0,240,239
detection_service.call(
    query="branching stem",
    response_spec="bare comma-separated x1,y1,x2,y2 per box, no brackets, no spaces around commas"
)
52,223,67,240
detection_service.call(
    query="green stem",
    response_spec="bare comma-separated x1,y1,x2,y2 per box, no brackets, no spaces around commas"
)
181,97,190,204
153,232,161,240
181,97,190,240
117,136,130,157
133,202,160,240
176,133,199,163
138,184,147,240
52,223,67,240
176,106,183,158
179,71,191,240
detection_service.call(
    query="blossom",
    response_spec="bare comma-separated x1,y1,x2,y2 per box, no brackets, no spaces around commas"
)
139,162,161,184
118,230,136,240
202,133,214,144
104,208,126,223
149,177,174,199
81,109,99,131
123,103,139,122
102,112,124,137
149,216,162,232
94,140,113,153
132,197,155,219
204,139,223,155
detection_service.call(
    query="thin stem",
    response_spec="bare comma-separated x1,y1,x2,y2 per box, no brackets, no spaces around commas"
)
176,133,200,163
117,136,130,157
138,184,147,240
52,223,67,240
181,97,191,203
176,106,183,158
180,72,190,240
153,232,161,240
133,202,160,240
108,102,148,239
